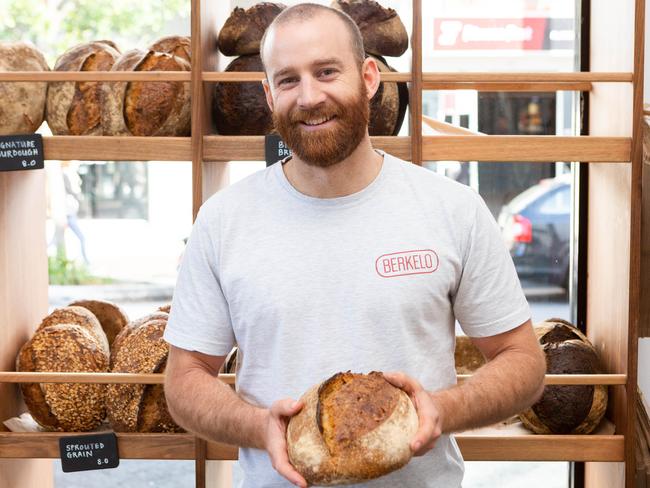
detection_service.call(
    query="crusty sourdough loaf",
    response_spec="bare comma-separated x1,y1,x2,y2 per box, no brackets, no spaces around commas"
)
454,335,485,375
102,49,191,136
519,318,608,434
37,306,110,357
148,36,191,64
16,323,109,431
68,299,129,348
107,317,182,432
368,54,408,136
287,371,417,485
46,41,120,135
331,0,408,57
217,3,286,56
0,42,49,135
213,54,273,135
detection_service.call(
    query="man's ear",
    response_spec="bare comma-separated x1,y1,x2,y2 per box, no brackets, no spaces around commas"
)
361,56,381,100
262,78,275,112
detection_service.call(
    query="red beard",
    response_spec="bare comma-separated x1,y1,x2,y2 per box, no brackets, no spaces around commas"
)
272,81,370,168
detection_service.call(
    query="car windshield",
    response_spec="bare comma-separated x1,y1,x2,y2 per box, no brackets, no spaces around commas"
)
506,179,566,213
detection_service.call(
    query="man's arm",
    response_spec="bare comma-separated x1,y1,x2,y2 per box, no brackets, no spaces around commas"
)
164,345,308,487
385,319,545,455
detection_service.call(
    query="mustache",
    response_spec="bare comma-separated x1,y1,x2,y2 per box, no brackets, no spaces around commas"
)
288,106,338,124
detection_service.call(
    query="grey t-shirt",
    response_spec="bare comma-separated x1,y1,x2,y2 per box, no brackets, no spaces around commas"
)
164,151,531,488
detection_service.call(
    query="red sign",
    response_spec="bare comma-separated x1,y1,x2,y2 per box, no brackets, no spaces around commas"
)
435,18,549,50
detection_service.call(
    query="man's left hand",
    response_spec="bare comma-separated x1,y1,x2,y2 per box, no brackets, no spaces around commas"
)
383,371,443,457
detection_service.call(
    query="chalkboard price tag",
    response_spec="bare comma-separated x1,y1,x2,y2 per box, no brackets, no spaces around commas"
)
265,134,292,167
0,134,44,172
59,432,120,473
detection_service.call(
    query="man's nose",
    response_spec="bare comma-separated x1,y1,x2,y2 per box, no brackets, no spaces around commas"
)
297,77,326,109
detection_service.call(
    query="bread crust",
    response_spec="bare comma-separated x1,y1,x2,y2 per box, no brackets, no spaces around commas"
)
287,372,417,485
102,49,191,136
69,299,129,347
218,3,286,56
332,0,408,57
368,55,408,136
38,306,110,357
46,41,120,135
148,36,191,64
16,324,108,431
0,41,49,135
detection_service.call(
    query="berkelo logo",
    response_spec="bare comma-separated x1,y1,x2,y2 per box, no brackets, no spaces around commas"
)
375,249,439,278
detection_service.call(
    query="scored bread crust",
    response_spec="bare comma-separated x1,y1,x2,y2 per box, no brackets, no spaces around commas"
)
217,3,286,56
16,324,109,431
38,306,110,357
148,36,191,64
107,318,182,432
0,42,49,135
287,372,417,485
46,41,120,135
102,49,191,136
69,299,129,347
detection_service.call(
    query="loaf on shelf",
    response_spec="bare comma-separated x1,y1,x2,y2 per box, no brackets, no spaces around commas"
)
148,35,191,64
37,306,110,357
454,335,485,374
331,0,409,57
519,318,608,435
68,299,129,348
287,371,417,486
46,40,121,136
107,312,183,432
16,318,110,432
217,2,286,56
102,49,191,136
0,41,49,135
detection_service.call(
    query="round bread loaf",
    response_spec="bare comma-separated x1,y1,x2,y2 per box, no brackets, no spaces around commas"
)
46,41,120,135
368,55,408,136
38,306,110,357
0,42,49,135
218,3,286,56
454,335,485,375
110,311,168,367
213,54,273,135
287,371,417,485
68,299,129,348
158,303,171,313
107,318,182,432
148,36,191,64
16,324,109,431
519,319,608,434
102,49,191,136
331,0,408,57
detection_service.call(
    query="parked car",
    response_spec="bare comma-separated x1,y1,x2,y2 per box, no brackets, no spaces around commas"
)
497,174,571,290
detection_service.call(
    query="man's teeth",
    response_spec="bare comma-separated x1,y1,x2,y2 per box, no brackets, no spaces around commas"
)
303,116,332,126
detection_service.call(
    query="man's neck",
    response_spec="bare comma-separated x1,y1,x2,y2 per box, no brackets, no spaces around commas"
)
281,135,384,198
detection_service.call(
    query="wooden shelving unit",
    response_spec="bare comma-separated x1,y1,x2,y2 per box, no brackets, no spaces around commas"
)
0,0,644,487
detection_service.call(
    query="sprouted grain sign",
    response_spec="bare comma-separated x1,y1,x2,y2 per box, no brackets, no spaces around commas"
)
0,134,44,172
58,432,119,472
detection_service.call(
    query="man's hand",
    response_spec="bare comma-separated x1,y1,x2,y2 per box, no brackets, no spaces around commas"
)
383,372,442,457
264,398,308,488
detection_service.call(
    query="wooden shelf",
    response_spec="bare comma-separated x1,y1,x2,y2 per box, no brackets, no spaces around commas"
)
0,428,623,462
43,136,192,161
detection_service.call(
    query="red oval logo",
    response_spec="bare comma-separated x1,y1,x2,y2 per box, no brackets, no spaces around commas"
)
375,249,439,278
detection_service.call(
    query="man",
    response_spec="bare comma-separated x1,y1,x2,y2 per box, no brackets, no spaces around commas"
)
164,4,546,488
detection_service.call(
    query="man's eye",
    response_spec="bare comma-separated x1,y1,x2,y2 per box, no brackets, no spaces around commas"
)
320,69,337,77
279,77,297,86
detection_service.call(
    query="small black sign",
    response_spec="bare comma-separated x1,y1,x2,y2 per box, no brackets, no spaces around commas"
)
0,134,44,172
59,432,120,473
265,134,292,167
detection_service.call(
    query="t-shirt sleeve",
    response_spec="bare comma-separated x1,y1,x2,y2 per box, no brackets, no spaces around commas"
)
163,204,236,356
452,191,531,338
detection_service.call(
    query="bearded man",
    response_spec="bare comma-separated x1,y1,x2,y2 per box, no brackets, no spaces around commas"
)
163,4,545,488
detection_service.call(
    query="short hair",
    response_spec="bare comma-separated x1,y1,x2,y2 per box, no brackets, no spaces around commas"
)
260,3,365,71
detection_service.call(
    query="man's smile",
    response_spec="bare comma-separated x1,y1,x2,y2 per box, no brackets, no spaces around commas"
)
299,115,337,130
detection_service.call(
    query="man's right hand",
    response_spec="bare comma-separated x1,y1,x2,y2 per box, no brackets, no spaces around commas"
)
264,398,308,488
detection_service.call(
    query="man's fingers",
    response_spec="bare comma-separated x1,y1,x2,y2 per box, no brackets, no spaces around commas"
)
383,371,421,394
273,457,308,487
271,398,304,418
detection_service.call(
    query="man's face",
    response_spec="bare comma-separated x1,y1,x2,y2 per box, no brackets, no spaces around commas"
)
262,13,378,167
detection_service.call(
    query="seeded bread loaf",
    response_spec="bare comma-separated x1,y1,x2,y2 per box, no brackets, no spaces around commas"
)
218,3,286,56
46,41,120,135
287,371,417,485
107,317,182,432
102,49,191,136
16,324,109,431
69,299,129,347
331,0,408,57
519,319,608,434
37,306,110,357
0,42,49,135
110,311,168,367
